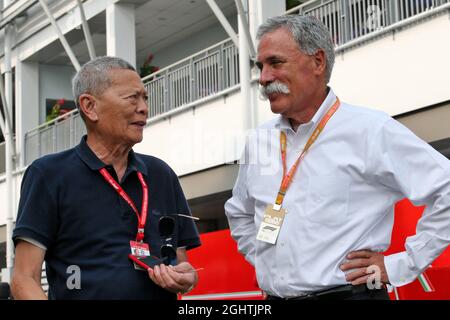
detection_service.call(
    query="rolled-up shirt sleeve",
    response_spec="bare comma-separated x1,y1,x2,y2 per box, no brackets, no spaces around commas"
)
225,142,257,266
13,164,59,250
367,118,450,287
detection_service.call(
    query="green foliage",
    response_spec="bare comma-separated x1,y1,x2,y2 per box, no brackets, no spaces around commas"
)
140,54,160,78
46,99,65,123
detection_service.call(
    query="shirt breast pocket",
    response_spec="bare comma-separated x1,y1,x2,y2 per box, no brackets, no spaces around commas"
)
305,175,350,226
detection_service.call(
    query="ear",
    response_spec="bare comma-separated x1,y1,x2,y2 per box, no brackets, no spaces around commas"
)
78,94,99,122
312,49,327,77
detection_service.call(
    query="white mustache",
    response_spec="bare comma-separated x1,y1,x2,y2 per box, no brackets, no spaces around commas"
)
260,81,290,100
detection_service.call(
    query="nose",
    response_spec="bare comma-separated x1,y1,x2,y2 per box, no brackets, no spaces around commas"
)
259,65,275,87
137,96,148,118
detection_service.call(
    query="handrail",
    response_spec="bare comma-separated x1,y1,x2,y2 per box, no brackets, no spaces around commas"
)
142,38,239,119
146,84,241,126
25,108,79,134
335,2,450,53
285,0,450,49
23,109,86,166
0,166,26,183
141,38,235,82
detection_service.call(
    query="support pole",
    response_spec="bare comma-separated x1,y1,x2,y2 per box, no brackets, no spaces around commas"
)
2,21,15,280
237,1,253,130
206,0,239,49
235,0,256,59
76,0,96,60
38,0,81,71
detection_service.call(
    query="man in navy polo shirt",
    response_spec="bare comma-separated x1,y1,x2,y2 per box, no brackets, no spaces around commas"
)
11,56,201,300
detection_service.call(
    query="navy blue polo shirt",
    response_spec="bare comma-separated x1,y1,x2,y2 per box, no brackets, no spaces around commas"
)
13,136,201,300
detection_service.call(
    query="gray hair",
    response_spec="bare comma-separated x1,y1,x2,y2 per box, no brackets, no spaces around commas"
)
257,15,335,83
72,56,136,119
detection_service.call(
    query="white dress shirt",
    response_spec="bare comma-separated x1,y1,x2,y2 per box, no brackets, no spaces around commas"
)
224,88,450,297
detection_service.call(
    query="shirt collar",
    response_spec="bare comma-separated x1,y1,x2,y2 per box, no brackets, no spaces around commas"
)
275,87,337,131
75,135,148,175
127,149,148,175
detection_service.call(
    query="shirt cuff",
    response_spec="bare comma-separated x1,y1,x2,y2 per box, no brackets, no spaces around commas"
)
16,237,47,251
178,238,201,250
13,227,53,249
384,251,420,287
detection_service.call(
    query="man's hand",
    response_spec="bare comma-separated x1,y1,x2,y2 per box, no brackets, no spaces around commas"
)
340,250,390,285
148,262,198,294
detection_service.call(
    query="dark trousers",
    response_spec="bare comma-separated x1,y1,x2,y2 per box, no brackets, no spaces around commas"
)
267,284,390,300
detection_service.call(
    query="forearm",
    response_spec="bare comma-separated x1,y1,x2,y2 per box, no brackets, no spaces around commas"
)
11,274,47,300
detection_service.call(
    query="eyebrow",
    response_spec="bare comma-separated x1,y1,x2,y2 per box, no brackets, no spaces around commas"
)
120,89,148,98
255,55,286,68
267,54,286,61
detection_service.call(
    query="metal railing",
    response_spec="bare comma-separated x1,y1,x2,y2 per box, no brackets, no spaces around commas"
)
24,109,86,166
142,38,240,118
287,0,450,47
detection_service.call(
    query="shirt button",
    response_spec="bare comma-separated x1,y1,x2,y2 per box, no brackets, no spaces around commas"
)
280,243,285,247
280,276,285,280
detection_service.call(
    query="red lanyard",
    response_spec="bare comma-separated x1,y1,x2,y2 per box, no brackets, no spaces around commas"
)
275,98,340,206
99,168,148,242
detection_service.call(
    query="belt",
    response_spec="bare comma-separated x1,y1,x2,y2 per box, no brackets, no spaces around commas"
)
267,284,386,300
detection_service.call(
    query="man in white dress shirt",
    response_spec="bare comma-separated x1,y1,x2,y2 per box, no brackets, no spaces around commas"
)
225,15,450,300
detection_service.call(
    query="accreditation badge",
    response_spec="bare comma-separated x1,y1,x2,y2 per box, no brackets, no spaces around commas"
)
256,204,287,244
130,240,150,270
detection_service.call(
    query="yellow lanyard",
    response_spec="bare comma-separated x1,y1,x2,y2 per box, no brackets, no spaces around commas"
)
275,98,341,206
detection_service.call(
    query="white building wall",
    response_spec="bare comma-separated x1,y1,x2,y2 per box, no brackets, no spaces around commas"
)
39,64,76,124
330,13,450,116
15,61,40,168
135,88,249,176
106,2,136,67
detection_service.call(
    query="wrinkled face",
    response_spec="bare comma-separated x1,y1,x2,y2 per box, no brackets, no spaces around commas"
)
93,69,148,146
256,27,322,117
